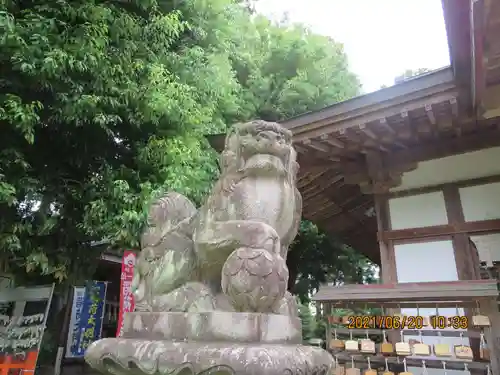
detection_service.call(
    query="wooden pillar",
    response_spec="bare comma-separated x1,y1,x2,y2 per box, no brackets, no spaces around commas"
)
443,185,483,367
374,195,397,283
480,299,500,375
443,186,480,279
366,152,398,284
366,152,400,345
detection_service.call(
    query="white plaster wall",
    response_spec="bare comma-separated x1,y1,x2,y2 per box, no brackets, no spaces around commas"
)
460,182,500,265
384,148,500,374
470,233,500,266
395,241,468,375
389,192,448,230
391,146,500,192
460,182,500,222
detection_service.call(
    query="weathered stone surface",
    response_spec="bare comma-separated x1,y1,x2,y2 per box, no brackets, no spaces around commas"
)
121,312,302,344
131,120,302,315
85,121,334,375
85,338,332,375
221,248,288,313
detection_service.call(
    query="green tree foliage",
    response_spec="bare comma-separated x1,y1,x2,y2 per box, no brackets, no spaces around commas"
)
231,17,360,121
288,221,377,303
298,303,315,341
0,0,370,287
0,0,237,282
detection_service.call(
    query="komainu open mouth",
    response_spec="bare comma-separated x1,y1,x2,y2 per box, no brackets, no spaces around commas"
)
242,153,287,175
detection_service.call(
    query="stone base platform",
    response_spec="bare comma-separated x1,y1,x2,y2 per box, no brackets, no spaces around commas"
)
85,339,332,375
120,311,302,344
84,312,334,375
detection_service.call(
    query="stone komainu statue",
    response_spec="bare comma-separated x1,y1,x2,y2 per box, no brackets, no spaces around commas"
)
131,120,302,315
85,121,333,375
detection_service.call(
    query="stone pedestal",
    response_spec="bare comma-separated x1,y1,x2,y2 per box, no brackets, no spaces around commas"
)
85,312,333,375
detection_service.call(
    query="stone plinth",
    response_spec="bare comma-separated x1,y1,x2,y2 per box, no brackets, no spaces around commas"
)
84,312,333,375
121,311,303,344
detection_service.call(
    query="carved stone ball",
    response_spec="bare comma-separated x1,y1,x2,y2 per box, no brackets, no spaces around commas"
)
221,247,288,313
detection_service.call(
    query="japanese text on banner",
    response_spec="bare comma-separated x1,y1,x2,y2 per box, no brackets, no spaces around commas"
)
116,251,136,337
65,286,85,358
71,281,107,356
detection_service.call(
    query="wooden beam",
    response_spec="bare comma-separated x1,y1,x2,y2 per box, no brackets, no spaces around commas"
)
479,298,500,375
295,145,340,165
442,184,483,363
305,200,341,218
100,254,123,264
331,327,487,339
319,133,345,149
358,123,377,140
374,194,397,283
302,175,344,201
483,85,500,118
379,218,500,242
443,186,475,279
298,167,336,189
388,174,500,199
425,104,437,125
471,0,487,114
299,168,340,192
399,109,416,141
295,154,332,169
294,89,458,141
302,139,330,153
450,97,459,117
343,128,500,181
442,0,472,88
312,280,499,302
378,118,396,135
381,128,500,170
282,67,455,134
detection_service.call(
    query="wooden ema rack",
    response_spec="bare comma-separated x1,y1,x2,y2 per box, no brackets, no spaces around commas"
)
313,280,500,374
0,351,38,375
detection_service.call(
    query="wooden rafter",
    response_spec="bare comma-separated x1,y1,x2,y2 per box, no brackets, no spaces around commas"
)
283,68,454,133
471,0,488,114
202,1,500,265
342,126,500,184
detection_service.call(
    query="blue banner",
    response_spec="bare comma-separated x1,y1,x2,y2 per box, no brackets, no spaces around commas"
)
71,281,107,356
65,287,85,358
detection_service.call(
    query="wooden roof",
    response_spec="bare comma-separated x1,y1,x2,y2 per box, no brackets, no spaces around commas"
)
281,68,471,264
443,0,500,115
207,0,500,264
311,280,499,305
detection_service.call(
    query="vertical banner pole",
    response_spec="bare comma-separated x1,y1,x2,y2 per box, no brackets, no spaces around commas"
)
68,281,107,357
116,251,136,337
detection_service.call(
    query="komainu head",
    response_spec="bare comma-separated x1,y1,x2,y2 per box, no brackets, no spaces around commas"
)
221,120,298,180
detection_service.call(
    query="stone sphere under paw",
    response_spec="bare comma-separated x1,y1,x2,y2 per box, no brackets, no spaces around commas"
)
221,247,288,312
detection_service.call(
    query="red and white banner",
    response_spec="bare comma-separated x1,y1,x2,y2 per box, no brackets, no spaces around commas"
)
116,251,136,337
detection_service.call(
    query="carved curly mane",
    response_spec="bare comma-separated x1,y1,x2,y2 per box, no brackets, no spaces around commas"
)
219,120,298,186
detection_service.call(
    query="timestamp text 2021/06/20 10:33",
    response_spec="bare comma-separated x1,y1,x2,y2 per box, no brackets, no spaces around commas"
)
340,315,469,330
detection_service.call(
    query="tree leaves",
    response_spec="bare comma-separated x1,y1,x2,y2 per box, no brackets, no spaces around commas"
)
0,0,373,287
288,221,378,304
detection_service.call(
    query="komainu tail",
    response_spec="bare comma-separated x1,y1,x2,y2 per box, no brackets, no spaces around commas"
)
141,192,197,249
132,192,197,310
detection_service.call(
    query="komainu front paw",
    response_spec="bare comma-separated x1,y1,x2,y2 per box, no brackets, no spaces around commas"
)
221,247,288,313
150,282,216,312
